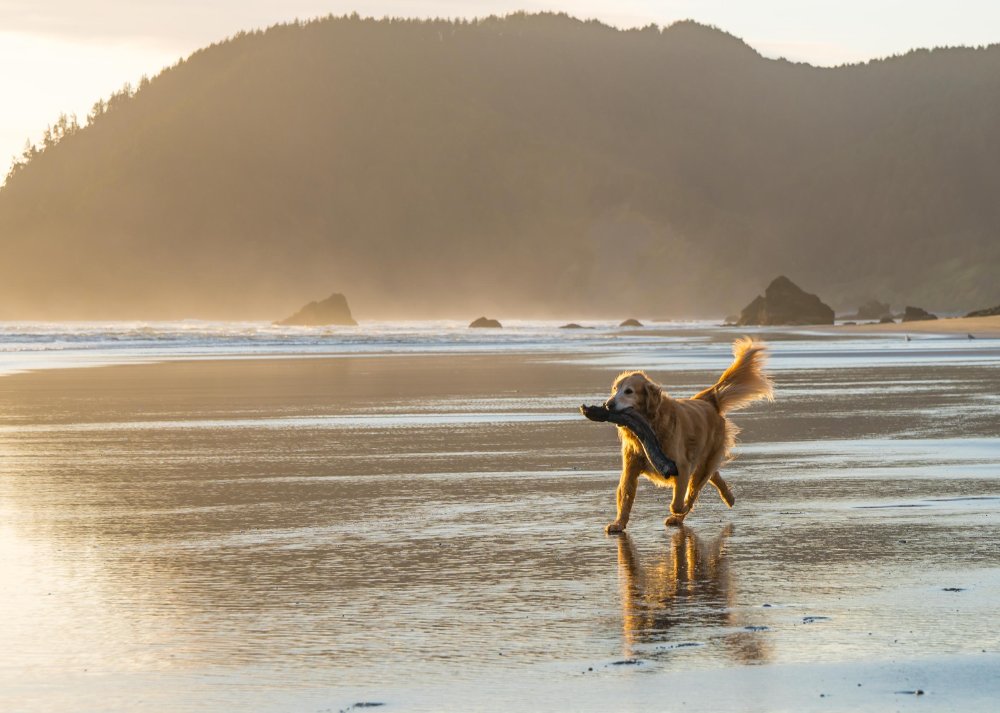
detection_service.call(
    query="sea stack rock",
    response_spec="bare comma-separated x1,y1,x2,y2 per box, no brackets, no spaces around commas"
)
736,276,835,326
560,323,586,329
902,306,938,322
619,318,643,327
277,292,357,326
469,316,502,328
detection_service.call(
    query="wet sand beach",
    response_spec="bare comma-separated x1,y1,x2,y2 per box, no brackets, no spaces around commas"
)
2,336,999,711
832,314,1000,338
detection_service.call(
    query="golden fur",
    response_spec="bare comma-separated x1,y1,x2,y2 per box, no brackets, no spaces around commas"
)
604,337,773,532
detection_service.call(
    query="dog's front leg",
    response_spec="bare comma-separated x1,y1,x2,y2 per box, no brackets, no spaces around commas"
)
665,471,691,527
606,446,643,533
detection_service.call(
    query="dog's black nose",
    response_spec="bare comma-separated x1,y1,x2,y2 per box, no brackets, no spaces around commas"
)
604,399,616,412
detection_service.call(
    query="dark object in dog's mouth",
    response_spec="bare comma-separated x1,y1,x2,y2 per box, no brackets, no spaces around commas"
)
579,404,679,477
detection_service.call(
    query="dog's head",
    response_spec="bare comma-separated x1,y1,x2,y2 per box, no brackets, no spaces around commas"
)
607,371,662,418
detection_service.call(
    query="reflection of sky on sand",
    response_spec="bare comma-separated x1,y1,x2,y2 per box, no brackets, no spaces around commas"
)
1,332,998,711
744,437,1000,472
573,337,1000,371
0,411,581,433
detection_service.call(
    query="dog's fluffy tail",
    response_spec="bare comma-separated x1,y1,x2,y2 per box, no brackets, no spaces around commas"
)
695,337,774,414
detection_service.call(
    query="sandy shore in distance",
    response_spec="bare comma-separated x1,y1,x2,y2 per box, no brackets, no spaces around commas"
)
2,346,999,712
831,314,1000,337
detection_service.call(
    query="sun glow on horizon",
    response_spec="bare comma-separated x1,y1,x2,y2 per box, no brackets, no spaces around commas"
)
0,31,181,175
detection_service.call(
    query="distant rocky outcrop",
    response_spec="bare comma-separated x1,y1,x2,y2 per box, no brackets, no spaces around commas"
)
902,306,938,322
852,299,892,321
736,276,835,326
469,316,502,328
965,304,1000,318
560,323,586,329
277,292,356,326
619,318,643,327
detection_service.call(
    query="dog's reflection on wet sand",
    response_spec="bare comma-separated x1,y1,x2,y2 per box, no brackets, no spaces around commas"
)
615,525,771,663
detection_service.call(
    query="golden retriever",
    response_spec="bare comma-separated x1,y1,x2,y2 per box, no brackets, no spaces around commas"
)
604,337,773,532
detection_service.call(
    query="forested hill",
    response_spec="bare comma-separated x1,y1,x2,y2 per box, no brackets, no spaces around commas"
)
2,13,999,319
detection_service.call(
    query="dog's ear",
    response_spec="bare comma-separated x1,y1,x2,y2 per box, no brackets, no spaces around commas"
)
641,378,662,415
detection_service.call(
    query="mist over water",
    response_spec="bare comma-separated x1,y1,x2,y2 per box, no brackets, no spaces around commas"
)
4,15,1000,321
0,319,703,374
2,319,998,376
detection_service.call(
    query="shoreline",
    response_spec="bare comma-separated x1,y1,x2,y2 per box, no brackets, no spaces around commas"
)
826,314,1000,338
1,316,996,379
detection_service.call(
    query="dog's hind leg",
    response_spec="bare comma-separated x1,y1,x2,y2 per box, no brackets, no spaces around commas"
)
709,471,735,508
684,450,726,512
664,470,691,527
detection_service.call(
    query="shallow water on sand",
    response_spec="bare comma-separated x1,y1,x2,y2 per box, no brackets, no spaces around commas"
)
1,335,999,711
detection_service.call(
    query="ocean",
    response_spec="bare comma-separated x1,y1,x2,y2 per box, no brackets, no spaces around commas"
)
2,319,997,376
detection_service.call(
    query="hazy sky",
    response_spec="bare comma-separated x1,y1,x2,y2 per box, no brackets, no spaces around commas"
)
3,1,1000,173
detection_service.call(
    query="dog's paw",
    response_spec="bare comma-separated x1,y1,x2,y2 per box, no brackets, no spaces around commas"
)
664,514,686,527
605,521,626,534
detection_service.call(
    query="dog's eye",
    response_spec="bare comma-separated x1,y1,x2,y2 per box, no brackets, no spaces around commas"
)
624,388,633,395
